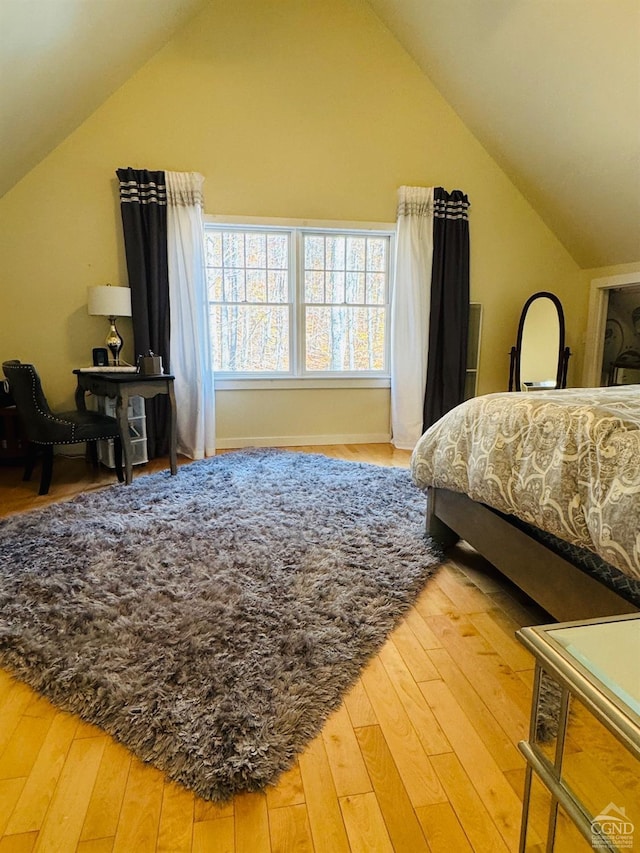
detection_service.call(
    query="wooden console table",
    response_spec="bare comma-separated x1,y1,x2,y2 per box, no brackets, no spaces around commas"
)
74,370,177,485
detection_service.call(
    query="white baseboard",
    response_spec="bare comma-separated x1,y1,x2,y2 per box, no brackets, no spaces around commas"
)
57,434,393,455
216,433,391,449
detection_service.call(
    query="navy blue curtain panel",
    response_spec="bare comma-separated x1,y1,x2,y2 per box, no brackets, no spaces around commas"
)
116,167,171,458
422,188,470,432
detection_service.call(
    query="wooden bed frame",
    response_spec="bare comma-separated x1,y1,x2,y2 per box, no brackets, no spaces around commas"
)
427,487,638,622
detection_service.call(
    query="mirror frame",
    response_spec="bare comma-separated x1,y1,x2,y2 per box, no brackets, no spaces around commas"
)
509,291,571,391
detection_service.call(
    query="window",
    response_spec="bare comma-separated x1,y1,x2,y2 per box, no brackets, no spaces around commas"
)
204,221,393,380
206,228,291,373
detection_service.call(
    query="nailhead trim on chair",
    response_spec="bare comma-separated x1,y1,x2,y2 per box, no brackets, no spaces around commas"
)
7,363,119,444
29,437,121,445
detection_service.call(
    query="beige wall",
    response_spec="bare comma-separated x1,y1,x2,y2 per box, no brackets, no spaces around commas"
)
580,261,640,283
215,387,390,448
0,0,584,447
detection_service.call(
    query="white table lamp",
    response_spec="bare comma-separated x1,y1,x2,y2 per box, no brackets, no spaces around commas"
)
88,285,132,365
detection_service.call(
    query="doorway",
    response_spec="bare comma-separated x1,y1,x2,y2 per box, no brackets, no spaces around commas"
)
601,286,640,385
582,273,640,386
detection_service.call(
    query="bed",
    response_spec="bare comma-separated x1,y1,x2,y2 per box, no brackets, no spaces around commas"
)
411,386,640,621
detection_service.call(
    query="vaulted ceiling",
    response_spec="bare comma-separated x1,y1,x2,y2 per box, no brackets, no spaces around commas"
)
0,0,209,198
1,0,638,269
366,0,640,269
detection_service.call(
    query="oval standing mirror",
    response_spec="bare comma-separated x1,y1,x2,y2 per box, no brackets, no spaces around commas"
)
509,292,571,391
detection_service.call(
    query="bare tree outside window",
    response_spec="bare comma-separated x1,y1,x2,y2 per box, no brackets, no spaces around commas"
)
302,233,388,372
204,224,391,377
206,229,290,372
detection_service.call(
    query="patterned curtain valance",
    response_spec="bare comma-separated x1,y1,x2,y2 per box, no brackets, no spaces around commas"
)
396,185,434,218
117,168,167,205
166,171,204,208
433,189,470,221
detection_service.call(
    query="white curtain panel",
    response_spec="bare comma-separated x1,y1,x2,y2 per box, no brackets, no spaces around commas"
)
390,186,434,449
166,171,216,459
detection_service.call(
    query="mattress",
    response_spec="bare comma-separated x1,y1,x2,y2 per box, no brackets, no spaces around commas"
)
411,386,640,582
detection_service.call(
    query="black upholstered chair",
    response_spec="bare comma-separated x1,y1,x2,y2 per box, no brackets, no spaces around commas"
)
2,360,124,495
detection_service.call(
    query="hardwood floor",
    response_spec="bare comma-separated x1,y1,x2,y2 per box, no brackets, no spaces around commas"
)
0,446,637,852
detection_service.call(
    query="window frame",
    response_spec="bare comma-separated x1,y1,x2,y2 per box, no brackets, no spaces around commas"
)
203,215,395,389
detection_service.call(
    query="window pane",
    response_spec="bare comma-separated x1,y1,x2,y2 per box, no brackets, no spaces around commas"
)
247,270,267,302
366,273,386,305
207,268,223,302
305,236,325,270
210,305,289,372
224,270,245,302
366,238,387,272
346,237,365,271
205,232,222,267
326,271,345,304
267,270,288,303
267,234,288,269
223,232,245,268
345,272,365,304
305,307,386,371
245,233,266,268
326,236,346,271
305,271,325,303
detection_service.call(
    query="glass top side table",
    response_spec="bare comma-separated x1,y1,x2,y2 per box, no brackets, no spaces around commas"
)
516,613,640,852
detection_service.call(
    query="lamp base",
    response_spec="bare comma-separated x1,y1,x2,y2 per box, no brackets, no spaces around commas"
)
105,318,123,366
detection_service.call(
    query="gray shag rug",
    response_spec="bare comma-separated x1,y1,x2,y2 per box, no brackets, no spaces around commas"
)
0,448,443,801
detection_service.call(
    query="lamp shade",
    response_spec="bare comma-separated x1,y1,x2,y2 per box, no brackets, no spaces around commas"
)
87,285,132,318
